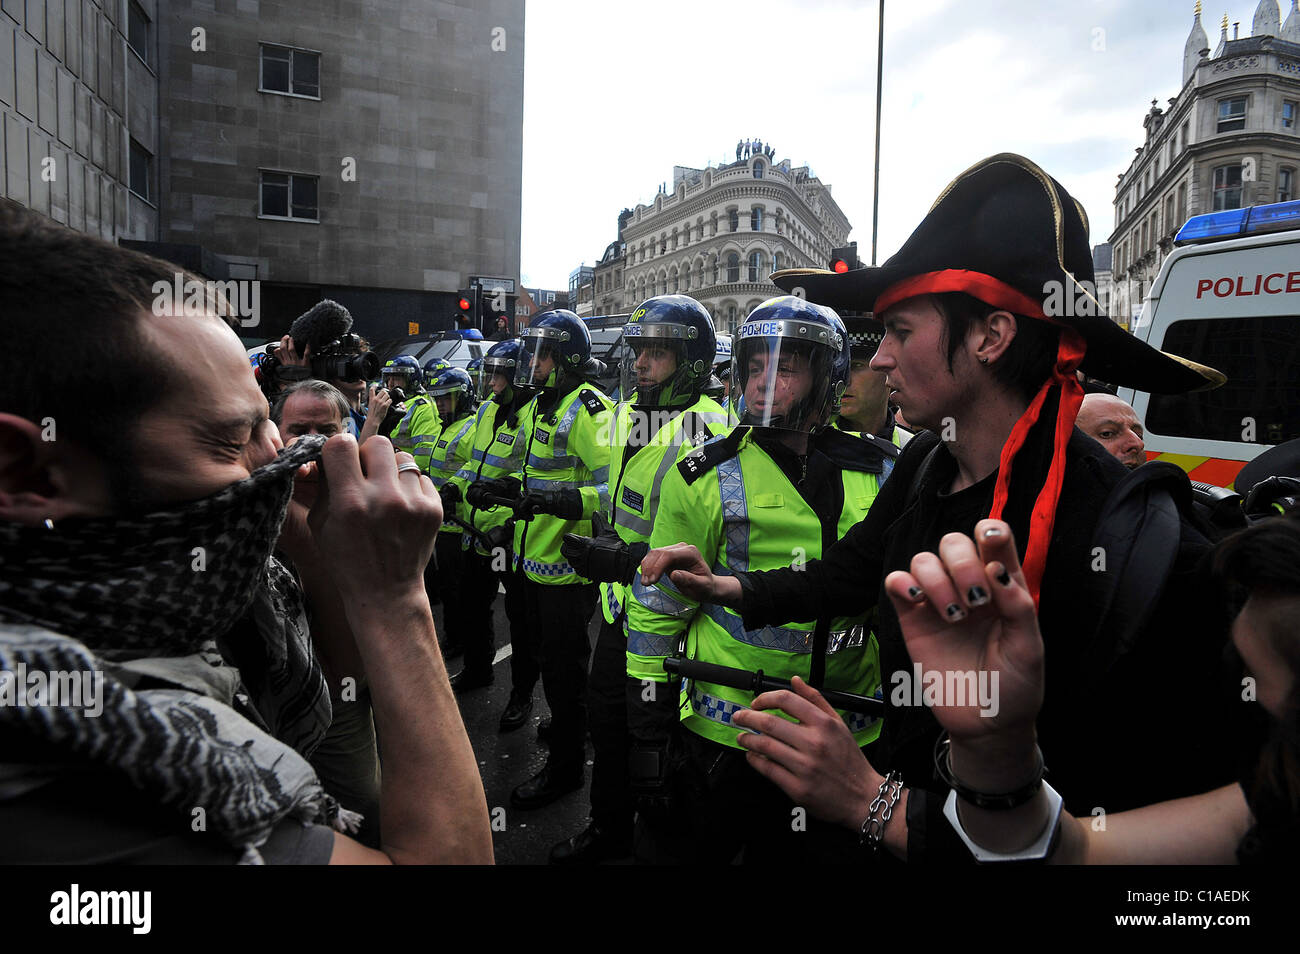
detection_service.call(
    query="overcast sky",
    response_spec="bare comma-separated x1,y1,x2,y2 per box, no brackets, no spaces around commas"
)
518,0,1274,289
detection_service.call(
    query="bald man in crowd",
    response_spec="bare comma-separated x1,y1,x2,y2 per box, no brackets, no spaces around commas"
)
1077,391,1145,470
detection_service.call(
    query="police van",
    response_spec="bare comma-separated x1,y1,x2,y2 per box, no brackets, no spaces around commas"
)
1115,200,1300,490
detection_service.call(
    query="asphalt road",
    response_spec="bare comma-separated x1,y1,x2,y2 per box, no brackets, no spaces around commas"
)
431,584,610,866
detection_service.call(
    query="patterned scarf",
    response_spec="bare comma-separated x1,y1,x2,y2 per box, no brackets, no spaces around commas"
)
0,436,356,862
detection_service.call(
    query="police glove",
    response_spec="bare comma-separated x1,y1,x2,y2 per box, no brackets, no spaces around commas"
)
466,476,522,509
561,513,648,584
439,483,462,510
526,487,586,520
482,524,514,556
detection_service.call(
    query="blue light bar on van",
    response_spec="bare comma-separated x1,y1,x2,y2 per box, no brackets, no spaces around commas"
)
1175,200,1300,244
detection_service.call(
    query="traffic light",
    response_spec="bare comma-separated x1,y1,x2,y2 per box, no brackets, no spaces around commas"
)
829,242,861,273
456,289,474,328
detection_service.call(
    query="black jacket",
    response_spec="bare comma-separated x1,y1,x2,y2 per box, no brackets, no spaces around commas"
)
738,425,1241,832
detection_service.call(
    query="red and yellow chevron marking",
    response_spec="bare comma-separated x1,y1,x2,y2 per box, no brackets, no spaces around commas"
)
1144,451,1247,489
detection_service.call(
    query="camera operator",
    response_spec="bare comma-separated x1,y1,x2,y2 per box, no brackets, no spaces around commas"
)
0,201,490,864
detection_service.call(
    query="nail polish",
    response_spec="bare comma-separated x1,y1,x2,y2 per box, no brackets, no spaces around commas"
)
967,585,988,607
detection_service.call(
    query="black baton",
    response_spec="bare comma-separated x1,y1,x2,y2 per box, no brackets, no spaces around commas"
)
662,658,884,716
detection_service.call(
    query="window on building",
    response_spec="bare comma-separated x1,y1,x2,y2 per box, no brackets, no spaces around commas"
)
751,208,763,231
748,251,763,282
1284,101,1297,131
260,44,321,98
726,253,739,283
1281,167,1295,203
1212,164,1243,210
753,160,764,179
1164,194,1174,236
128,139,152,201
127,1,151,66
1180,121,1190,151
660,236,666,254
711,256,719,284
260,170,319,220
1217,97,1246,133
1141,221,1148,251
728,209,739,232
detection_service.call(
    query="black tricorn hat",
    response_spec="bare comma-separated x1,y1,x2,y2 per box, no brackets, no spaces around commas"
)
772,153,1223,394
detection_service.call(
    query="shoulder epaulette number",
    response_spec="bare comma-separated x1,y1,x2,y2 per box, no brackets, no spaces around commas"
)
578,389,607,415
677,427,748,484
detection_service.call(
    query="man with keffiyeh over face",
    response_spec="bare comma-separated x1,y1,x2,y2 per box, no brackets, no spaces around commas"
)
0,200,491,865
637,153,1246,863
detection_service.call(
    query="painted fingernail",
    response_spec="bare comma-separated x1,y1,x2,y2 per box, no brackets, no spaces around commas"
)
967,585,989,607
994,563,1012,586
983,526,1002,538
945,603,965,621
907,585,925,601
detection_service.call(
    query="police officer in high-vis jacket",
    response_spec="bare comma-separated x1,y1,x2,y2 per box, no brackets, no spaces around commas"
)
417,365,479,686
833,316,911,483
383,356,441,470
548,295,728,863
455,340,534,709
506,310,616,810
625,296,895,863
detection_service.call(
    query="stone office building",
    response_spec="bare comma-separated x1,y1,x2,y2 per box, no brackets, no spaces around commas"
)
2,0,525,342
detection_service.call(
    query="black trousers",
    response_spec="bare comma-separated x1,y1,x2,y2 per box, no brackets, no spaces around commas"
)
634,729,864,865
458,545,503,679
518,579,597,774
502,568,534,695
587,613,633,839
432,531,468,649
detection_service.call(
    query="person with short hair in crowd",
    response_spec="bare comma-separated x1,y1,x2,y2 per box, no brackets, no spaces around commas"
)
271,379,350,443
0,200,491,864
1075,390,1146,470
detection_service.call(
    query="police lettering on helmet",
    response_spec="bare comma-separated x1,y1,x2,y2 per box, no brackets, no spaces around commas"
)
731,296,849,433
618,295,716,409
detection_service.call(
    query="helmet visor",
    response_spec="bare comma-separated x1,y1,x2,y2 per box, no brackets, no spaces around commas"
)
514,327,570,388
731,320,844,432
618,324,690,407
481,355,516,402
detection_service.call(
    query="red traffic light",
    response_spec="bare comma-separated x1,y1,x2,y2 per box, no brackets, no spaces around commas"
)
832,259,849,274
458,296,472,311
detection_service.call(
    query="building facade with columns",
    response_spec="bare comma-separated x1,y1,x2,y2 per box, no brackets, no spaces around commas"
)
1108,1,1300,322
592,148,852,333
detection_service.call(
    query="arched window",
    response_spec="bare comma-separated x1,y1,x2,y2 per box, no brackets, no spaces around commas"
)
748,251,763,282
751,208,763,231
711,254,719,284
726,253,740,283
773,251,785,272
728,209,739,232
753,160,764,179
671,228,678,250
660,234,667,254
710,212,718,236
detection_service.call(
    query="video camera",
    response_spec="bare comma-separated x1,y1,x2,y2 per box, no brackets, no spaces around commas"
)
254,300,381,396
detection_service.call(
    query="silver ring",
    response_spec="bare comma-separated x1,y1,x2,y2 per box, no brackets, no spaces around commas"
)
396,461,422,475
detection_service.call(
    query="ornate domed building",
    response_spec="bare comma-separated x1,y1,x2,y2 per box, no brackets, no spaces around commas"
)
592,144,852,333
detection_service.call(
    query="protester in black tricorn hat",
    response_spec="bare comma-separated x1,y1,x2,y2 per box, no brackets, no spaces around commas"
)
639,153,1243,859
0,200,490,864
